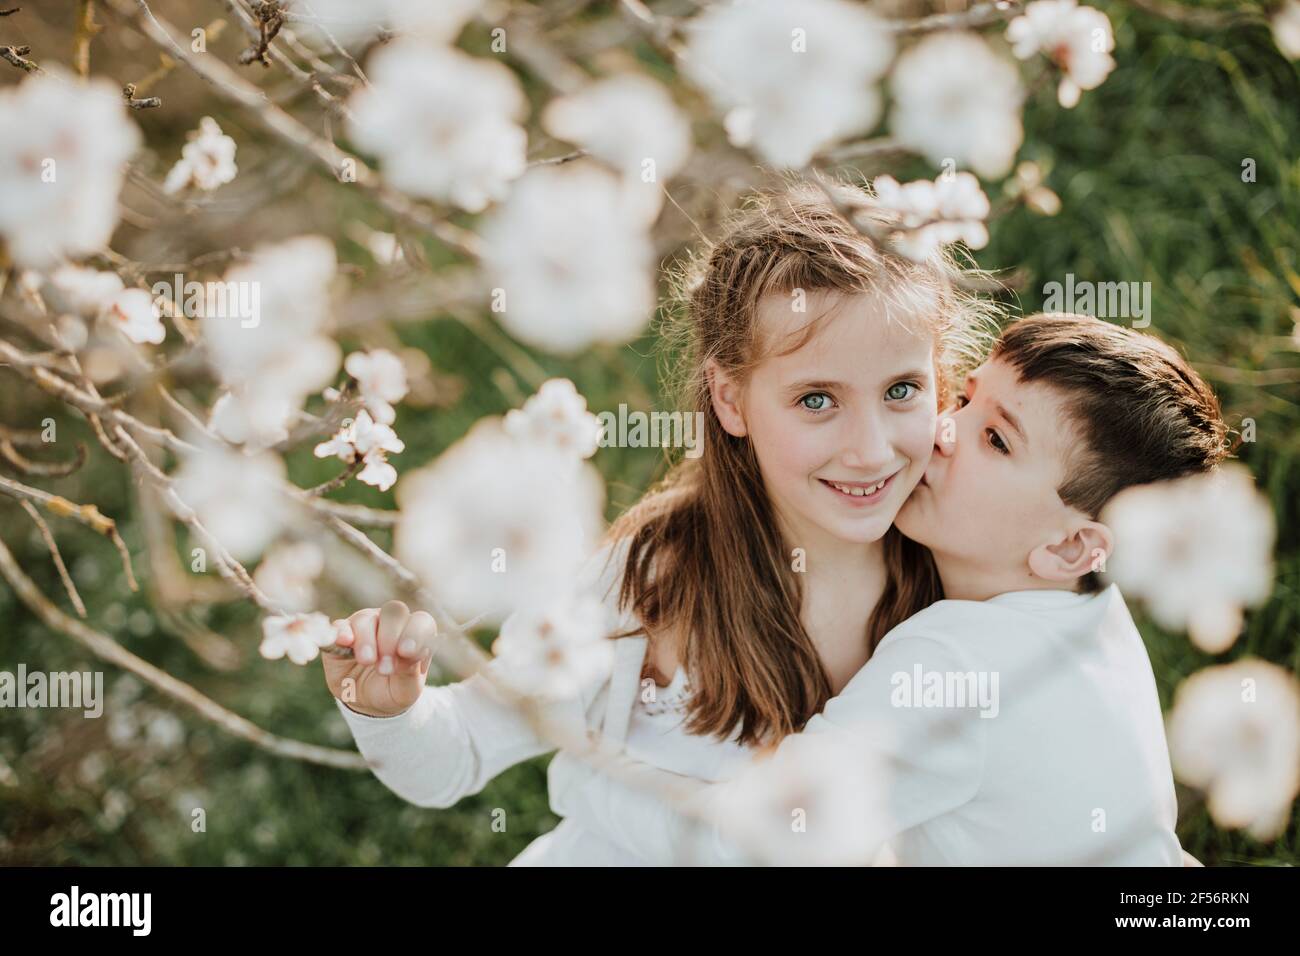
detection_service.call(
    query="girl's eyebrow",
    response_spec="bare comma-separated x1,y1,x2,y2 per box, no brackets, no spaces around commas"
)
785,369,930,396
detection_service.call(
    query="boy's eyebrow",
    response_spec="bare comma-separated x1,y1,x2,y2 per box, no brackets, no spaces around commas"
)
967,371,1028,447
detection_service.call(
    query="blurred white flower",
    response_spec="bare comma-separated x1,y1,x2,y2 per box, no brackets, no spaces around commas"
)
504,379,603,459
174,442,289,562
313,409,406,491
260,612,336,665
871,172,990,261
0,69,141,268
345,349,408,425
1006,0,1116,108
144,711,185,753
293,0,481,48
681,0,894,168
491,593,614,700
1271,0,1300,59
1102,465,1275,653
254,541,326,613
890,32,1024,180
481,163,656,354
542,73,692,223
365,231,404,267
46,265,125,317
103,288,165,345
347,40,527,212
396,418,606,625
163,116,238,194
708,733,895,865
202,236,341,448
1167,659,1300,840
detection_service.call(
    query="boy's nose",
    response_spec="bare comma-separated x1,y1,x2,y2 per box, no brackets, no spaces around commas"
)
934,412,958,457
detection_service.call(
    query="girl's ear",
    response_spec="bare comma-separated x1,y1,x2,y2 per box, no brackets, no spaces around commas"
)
1027,520,1114,584
705,358,748,438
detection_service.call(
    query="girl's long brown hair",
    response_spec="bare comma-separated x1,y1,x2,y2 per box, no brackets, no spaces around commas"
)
609,176,998,748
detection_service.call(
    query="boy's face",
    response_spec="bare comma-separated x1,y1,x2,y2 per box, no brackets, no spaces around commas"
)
895,356,1092,596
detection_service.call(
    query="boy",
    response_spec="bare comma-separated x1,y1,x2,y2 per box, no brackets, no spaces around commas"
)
550,313,1229,865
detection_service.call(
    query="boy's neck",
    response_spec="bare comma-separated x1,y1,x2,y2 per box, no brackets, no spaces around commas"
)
933,553,1080,603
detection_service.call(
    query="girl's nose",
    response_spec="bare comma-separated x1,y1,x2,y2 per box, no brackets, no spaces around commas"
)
841,411,893,471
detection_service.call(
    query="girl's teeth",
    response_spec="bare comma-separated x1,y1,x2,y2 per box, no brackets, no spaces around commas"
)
831,478,886,497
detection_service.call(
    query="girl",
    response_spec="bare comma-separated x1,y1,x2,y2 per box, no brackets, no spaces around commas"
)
322,176,996,865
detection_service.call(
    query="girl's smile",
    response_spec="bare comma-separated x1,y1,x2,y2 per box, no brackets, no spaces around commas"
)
817,470,900,506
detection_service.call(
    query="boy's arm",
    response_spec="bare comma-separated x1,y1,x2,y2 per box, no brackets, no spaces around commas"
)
553,631,988,864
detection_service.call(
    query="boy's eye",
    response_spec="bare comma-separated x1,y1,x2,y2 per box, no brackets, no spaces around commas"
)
885,382,918,401
799,392,833,412
987,429,1010,455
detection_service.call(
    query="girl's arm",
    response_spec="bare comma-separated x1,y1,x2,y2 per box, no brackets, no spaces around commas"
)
337,666,556,809
551,631,987,864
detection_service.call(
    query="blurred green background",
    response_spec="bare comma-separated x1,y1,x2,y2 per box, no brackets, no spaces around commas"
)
1,1,1298,865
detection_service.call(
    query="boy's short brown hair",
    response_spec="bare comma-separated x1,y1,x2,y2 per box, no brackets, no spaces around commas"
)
993,313,1229,589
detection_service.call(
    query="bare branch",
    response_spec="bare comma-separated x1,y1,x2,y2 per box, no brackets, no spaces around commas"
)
0,534,370,769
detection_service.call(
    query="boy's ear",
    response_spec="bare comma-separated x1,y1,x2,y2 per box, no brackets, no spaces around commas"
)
705,358,748,438
1027,519,1114,584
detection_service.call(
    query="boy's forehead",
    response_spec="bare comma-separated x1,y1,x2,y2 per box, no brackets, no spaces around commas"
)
969,357,1079,458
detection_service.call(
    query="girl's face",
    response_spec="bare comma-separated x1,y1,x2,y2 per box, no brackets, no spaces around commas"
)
709,289,939,551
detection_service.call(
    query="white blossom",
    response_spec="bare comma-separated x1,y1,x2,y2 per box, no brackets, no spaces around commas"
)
314,408,406,491
871,172,990,262
890,32,1024,180
345,349,408,425
173,442,288,562
103,288,166,345
396,418,606,625
163,116,238,194
254,541,326,613
706,733,895,865
504,379,603,459
681,0,894,168
542,73,692,223
46,265,125,317
0,69,141,268
1006,0,1117,108
481,163,656,354
259,612,336,665
491,593,614,700
1101,465,1275,653
201,236,341,448
293,0,482,48
347,40,527,212
1274,0,1300,59
1167,659,1300,840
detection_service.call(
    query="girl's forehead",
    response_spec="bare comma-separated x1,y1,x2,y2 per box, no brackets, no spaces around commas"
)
753,288,937,371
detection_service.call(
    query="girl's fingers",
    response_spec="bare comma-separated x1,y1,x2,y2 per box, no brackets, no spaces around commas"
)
376,600,411,674
347,607,380,665
332,619,354,647
399,612,437,658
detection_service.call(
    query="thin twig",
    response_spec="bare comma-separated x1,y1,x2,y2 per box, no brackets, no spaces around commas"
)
20,499,88,617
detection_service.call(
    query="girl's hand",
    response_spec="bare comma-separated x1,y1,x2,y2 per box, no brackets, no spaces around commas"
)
322,600,436,718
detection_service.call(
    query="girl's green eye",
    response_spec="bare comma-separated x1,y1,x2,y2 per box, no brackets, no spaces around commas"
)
886,382,917,401
800,392,832,411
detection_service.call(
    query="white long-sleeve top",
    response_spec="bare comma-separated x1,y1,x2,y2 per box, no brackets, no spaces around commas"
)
549,585,1185,866
334,537,754,865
